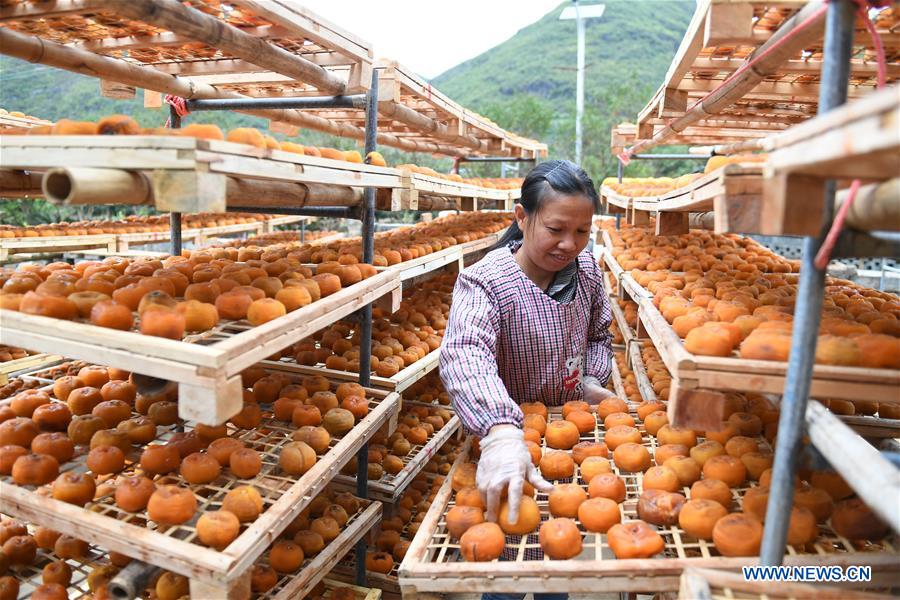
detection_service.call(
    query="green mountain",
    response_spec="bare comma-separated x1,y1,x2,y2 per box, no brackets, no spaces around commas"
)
432,0,695,179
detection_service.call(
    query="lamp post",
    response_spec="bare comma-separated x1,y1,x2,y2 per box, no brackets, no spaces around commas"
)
560,1,605,165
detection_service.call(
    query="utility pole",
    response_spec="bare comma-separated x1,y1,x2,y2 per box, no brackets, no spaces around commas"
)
560,1,605,165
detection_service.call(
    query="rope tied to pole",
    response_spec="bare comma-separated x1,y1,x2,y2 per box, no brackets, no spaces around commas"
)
814,0,889,270
163,95,190,128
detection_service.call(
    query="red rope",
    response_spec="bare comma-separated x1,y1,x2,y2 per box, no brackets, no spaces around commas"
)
163,95,190,128
814,1,888,269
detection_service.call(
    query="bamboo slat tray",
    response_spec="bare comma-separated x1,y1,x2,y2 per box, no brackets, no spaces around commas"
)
0,368,400,598
332,399,462,503
398,406,900,596
630,1,899,147
0,269,401,425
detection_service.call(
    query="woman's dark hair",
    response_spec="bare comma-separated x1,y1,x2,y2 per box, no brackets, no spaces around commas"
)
494,159,599,248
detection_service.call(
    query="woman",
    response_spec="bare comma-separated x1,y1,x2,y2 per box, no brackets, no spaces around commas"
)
440,160,615,595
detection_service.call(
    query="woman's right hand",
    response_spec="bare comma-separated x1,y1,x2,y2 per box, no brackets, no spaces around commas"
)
476,424,554,524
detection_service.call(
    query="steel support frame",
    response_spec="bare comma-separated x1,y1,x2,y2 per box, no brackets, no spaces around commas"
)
170,75,381,588
760,0,857,566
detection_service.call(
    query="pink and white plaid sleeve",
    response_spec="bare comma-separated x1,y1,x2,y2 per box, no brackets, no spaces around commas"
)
584,264,614,385
439,272,523,437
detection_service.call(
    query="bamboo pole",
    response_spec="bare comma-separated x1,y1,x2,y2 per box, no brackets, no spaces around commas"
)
0,169,42,198
42,168,152,205
41,167,363,208
0,28,468,157
103,0,347,96
628,2,828,154
378,101,487,153
840,178,900,233
688,211,715,230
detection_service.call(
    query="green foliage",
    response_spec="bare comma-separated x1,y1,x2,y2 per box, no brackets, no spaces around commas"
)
433,0,696,182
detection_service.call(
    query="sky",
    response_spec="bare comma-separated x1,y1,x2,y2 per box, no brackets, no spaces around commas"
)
299,0,563,79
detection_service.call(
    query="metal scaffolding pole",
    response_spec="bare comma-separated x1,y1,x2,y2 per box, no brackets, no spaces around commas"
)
168,104,183,257
759,0,857,566
354,67,379,588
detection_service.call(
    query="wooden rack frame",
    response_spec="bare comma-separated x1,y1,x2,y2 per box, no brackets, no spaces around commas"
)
763,84,900,236
599,239,900,431
628,0,899,151
378,172,516,212
0,216,308,261
399,411,900,596
0,135,399,213
333,400,461,503
0,352,60,385
0,0,373,94
259,499,383,600
0,269,401,424
0,370,400,599
0,111,52,130
602,165,764,236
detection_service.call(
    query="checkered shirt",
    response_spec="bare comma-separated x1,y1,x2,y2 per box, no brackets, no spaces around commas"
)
440,241,614,437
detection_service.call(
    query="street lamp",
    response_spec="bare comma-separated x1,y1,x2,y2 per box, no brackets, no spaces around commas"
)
560,1,605,165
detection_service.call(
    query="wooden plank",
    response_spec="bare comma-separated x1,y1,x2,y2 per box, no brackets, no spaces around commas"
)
805,400,900,533
0,375,399,587
271,502,383,600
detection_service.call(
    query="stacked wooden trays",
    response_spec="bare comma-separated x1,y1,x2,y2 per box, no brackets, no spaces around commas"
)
398,408,900,596
0,235,117,262
0,268,401,425
597,229,900,427
0,366,400,597
332,399,462,503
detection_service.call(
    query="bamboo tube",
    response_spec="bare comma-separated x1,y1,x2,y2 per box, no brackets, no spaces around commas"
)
0,169,42,198
840,178,900,232
711,137,768,155
0,28,468,157
42,167,363,208
688,211,715,230
629,2,828,154
104,0,347,96
378,101,487,153
42,168,152,205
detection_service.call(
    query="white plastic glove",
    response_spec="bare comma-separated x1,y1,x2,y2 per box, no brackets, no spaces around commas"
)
582,375,617,405
476,425,554,525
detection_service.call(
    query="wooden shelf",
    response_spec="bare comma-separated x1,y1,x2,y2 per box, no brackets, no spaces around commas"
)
0,269,401,424
0,111,51,130
379,172,516,212
260,499,383,600
0,367,400,598
0,234,117,261
333,400,461,503
601,164,764,236
398,413,900,596
0,135,401,213
597,237,900,430
763,85,900,236
0,0,373,93
0,352,61,385
628,1,899,149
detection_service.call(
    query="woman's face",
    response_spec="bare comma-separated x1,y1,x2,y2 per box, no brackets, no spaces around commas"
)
516,192,594,273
